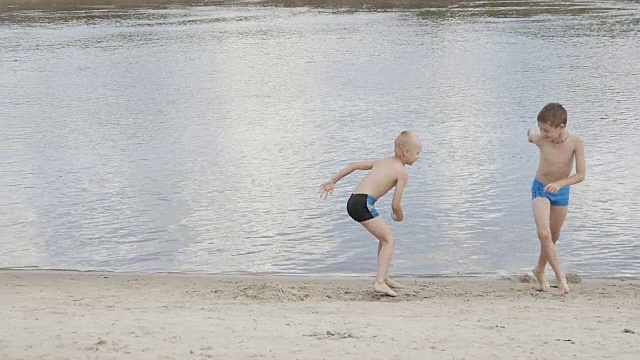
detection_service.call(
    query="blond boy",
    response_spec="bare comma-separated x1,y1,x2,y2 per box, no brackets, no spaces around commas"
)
321,131,422,297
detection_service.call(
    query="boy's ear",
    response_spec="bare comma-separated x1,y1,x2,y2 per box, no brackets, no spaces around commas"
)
558,124,566,130
403,148,409,156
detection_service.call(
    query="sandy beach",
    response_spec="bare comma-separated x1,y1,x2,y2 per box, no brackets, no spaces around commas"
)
1,271,638,359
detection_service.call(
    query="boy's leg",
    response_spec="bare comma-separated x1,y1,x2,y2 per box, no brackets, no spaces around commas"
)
532,198,552,291
549,205,570,294
549,205,568,245
377,242,403,288
361,217,397,296
534,205,569,278
532,198,568,295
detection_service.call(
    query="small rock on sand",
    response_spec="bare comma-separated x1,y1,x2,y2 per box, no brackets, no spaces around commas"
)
565,273,582,284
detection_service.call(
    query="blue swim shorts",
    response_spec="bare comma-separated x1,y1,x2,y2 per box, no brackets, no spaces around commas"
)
531,178,570,207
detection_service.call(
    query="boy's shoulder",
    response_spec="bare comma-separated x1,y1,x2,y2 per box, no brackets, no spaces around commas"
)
567,132,584,148
569,132,584,143
374,157,406,171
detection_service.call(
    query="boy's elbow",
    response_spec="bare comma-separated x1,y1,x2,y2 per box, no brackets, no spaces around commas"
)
349,162,366,171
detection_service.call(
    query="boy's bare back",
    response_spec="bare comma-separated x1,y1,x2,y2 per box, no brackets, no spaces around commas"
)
353,157,407,200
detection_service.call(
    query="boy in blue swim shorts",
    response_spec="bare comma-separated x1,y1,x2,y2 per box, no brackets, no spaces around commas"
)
528,103,586,295
320,131,422,297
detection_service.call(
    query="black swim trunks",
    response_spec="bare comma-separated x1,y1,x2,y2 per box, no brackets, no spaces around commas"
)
346,193,379,223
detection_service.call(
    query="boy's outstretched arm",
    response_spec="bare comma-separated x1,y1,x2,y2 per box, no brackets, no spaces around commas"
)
320,160,375,200
528,128,541,144
391,170,408,222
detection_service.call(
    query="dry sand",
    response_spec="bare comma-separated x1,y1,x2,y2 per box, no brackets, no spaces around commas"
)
1,271,639,359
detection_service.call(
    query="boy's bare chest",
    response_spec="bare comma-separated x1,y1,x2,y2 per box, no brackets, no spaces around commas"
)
540,142,575,164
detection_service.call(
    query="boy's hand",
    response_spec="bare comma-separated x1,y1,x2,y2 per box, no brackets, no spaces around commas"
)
544,181,563,194
391,212,403,222
320,181,335,200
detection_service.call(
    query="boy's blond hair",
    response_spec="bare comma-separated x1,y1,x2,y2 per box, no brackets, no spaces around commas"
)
394,131,419,152
537,103,567,128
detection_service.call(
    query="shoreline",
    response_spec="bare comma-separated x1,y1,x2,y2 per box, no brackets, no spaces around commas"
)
2,270,639,359
2,267,639,281
0,0,474,11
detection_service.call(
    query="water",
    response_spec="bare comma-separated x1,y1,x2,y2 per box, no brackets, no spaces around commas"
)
1,1,639,277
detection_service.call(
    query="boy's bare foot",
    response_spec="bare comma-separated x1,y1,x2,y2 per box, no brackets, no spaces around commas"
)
557,273,570,296
385,277,404,289
532,268,551,292
373,282,397,297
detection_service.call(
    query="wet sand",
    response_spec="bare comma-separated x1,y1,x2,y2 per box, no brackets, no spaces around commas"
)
1,270,639,359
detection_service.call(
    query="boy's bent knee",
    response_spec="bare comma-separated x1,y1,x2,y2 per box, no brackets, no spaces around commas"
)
537,230,552,242
379,235,394,244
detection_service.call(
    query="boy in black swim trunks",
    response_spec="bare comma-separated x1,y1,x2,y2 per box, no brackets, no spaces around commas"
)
320,131,422,297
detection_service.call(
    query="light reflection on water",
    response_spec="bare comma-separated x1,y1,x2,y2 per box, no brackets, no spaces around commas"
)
1,1,639,277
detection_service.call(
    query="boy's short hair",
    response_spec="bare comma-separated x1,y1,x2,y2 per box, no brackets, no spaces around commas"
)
537,103,567,128
394,131,419,150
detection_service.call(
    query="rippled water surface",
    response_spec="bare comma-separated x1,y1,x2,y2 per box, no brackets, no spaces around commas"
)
1,1,639,276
